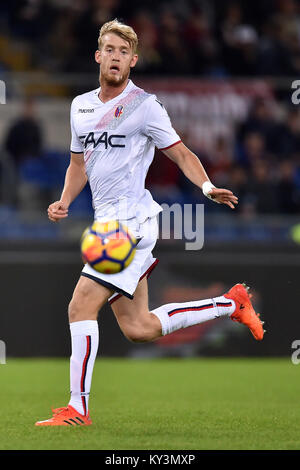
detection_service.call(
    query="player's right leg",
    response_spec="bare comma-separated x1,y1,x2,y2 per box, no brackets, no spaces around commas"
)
111,280,264,343
35,276,113,426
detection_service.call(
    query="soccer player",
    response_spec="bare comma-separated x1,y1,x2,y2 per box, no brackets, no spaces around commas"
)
35,20,265,426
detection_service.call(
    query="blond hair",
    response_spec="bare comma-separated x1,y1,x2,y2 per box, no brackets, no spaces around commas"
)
98,19,138,53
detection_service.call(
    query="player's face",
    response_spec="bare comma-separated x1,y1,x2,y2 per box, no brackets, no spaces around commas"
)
95,33,138,87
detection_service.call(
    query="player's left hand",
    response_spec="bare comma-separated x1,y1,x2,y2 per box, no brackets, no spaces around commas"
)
207,188,238,209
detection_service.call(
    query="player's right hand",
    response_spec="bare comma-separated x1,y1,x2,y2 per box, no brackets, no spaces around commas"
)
47,200,69,222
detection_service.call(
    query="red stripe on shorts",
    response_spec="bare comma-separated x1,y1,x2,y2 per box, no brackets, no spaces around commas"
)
109,259,159,305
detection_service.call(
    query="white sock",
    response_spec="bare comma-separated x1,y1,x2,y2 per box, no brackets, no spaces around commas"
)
152,296,235,335
68,320,99,416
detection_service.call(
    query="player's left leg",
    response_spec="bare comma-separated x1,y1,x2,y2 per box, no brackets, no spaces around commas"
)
35,276,113,426
111,279,264,342
111,276,161,342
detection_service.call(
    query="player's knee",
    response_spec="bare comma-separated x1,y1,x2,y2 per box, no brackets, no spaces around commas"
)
68,287,95,322
68,298,82,323
124,325,154,343
126,331,149,343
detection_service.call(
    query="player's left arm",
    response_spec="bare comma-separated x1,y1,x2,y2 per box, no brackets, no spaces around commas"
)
161,141,238,209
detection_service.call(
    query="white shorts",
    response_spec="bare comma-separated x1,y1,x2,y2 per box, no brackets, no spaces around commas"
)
81,215,159,304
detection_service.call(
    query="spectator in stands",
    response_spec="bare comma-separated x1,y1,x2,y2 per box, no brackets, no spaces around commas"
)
183,8,220,75
8,0,56,43
257,17,289,76
277,159,300,213
4,97,43,167
235,131,269,168
220,2,243,46
222,23,259,76
227,165,248,213
242,159,279,214
130,10,161,74
277,108,300,156
158,11,192,74
257,8,300,77
205,136,234,187
4,97,46,210
237,98,280,155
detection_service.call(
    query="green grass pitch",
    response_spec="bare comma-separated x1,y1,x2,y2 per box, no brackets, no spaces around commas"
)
0,357,299,450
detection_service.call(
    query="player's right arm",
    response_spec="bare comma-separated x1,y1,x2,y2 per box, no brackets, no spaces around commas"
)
47,152,87,222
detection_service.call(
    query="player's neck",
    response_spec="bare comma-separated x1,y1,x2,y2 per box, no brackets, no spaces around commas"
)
98,77,129,103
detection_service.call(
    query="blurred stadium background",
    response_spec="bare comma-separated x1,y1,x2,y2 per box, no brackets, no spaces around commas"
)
0,0,300,359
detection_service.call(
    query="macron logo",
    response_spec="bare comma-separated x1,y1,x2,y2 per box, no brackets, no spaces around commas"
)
78,108,94,113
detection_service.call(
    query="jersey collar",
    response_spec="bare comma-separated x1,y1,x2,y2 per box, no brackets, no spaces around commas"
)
95,79,134,105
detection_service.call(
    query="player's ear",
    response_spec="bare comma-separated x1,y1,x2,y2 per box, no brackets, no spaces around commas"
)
130,54,138,69
95,50,101,65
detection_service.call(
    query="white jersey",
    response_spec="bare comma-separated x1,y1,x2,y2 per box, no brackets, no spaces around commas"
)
70,79,181,222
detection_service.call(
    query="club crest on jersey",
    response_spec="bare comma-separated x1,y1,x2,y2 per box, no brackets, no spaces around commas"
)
114,105,124,118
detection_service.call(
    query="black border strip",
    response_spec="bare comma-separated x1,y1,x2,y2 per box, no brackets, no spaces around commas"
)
70,149,83,154
81,272,134,299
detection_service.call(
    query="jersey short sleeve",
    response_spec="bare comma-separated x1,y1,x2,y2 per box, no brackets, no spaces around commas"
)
143,96,181,150
70,98,84,154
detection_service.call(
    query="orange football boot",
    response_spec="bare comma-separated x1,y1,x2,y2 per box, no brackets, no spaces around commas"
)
35,405,92,426
225,283,265,341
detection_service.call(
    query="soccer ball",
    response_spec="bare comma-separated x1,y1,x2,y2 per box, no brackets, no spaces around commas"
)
81,220,137,274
